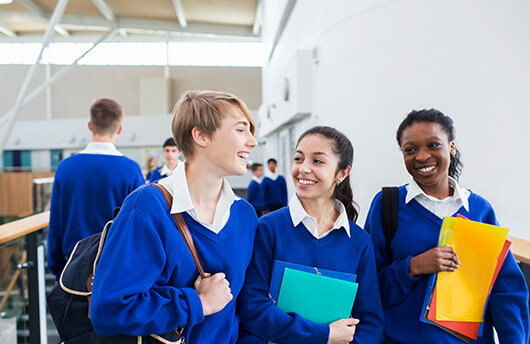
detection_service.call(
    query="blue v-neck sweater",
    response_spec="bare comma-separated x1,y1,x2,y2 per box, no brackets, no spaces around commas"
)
237,207,384,343
90,184,258,343
364,185,529,344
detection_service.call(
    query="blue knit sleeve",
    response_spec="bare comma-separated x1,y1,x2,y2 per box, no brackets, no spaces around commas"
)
47,171,66,279
364,191,421,308
280,176,288,206
90,190,205,336
348,227,384,343
474,198,530,343
238,220,329,343
247,181,257,204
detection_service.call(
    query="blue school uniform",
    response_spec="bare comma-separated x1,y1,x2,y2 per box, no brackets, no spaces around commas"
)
247,177,267,213
238,196,384,343
47,146,145,278
262,174,288,210
364,184,529,344
90,169,258,343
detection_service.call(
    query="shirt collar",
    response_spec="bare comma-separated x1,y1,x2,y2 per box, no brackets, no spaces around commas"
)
405,177,469,211
159,162,237,228
251,175,263,183
78,142,123,156
289,194,350,238
265,170,279,180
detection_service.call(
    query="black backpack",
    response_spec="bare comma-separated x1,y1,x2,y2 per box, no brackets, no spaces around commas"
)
47,184,189,344
381,186,399,262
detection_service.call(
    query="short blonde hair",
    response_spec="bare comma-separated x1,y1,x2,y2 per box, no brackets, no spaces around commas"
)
171,90,255,159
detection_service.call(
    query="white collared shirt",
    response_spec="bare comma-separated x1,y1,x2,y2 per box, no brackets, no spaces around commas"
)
78,142,123,156
265,170,279,181
251,175,263,184
405,177,470,219
289,194,351,239
159,160,179,178
158,162,237,234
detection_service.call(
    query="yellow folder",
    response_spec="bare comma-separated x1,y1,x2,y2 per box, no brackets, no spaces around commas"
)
436,217,508,322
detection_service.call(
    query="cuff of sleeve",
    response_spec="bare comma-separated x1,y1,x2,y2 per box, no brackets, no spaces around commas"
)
314,323,330,343
180,287,205,327
395,256,421,287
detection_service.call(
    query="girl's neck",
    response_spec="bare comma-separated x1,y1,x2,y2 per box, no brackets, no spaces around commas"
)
185,160,224,224
299,197,338,236
420,178,454,200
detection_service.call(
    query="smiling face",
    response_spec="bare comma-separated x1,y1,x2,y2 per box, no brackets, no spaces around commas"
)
205,106,257,177
400,121,456,196
291,134,348,202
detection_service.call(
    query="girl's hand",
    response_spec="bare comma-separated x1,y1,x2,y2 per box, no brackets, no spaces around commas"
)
328,318,359,344
194,272,233,316
409,246,460,276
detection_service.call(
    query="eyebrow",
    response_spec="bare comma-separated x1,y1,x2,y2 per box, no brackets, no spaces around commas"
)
295,150,329,157
233,120,249,127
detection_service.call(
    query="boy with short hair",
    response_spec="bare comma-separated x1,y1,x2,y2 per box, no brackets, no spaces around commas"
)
262,158,288,212
47,97,145,279
90,90,258,343
149,137,181,182
247,163,266,217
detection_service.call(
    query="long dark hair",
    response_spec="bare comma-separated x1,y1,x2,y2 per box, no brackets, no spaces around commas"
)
396,109,463,180
296,126,359,222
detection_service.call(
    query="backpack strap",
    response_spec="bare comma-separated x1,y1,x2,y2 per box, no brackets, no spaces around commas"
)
152,183,207,279
381,186,399,262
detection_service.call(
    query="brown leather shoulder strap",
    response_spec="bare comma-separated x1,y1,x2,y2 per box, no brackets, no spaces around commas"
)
152,183,206,279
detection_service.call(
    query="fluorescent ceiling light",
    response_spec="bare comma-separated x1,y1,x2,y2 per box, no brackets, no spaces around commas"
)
0,0,14,4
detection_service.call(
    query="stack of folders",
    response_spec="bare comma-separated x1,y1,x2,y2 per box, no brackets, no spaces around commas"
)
268,260,359,344
420,215,510,342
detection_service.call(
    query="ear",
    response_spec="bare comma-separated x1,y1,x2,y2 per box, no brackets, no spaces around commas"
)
191,127,208,148
449,141,456,156
116,124,123,135
336,166,351,184
87,121,93,132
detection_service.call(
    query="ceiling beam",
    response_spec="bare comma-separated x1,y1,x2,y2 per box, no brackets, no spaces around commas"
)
253,0,262,35
15,0,48,18
91,0,116,23
171,0,187,29
0,11,259,41
55,25,70,37
0,23,17,38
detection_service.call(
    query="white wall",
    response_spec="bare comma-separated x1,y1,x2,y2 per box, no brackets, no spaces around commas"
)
259,0,530,240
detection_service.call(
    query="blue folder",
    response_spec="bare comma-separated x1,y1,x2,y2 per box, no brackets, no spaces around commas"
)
269,260,357,302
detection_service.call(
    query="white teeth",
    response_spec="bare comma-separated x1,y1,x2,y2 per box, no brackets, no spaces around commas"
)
418,166,435,173
299,179,316,185
237,152,249,159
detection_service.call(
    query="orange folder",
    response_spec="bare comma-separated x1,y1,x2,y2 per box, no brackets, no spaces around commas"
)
424,239,511,341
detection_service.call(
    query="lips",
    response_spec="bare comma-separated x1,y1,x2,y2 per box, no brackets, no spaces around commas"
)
416,165,436,174
298,178,316,186
237,152,249,162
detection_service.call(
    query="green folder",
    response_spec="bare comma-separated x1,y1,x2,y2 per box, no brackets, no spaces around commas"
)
276,267,359,324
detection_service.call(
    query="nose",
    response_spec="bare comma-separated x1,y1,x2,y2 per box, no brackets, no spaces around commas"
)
299,159,311,174
416,147,430,162
247,133,258,149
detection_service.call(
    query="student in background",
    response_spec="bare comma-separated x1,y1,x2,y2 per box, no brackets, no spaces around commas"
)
145,156,158,181
238,126,384,343
247,163,267,217
91,90,258,343
149,137,181,182
47,97,145,279
364,109,529,343
262,158,288,212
